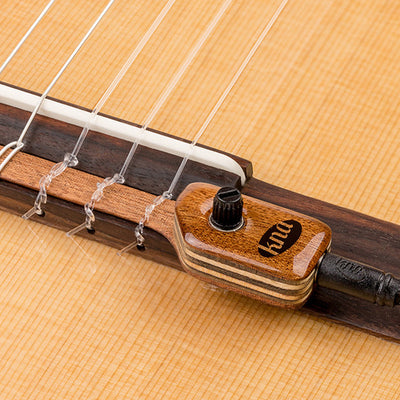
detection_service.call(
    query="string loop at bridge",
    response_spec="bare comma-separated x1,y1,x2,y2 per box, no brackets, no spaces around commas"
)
67,0,232,237
26,0,177,224
66,173,125,236
122,0,290,251
135,191,173,247
8,0,116,218
0,141,24,173
22,153,78,219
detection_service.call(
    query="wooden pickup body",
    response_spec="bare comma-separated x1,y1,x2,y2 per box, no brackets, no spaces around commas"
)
174,183,332,308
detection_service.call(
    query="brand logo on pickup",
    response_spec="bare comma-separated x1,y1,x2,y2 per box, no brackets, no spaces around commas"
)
258,220,302,257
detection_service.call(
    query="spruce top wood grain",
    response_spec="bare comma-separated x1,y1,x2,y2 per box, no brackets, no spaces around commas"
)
3,139,399,340
0,1,400,399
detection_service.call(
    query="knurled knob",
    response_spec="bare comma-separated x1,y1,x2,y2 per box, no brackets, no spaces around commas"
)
210,187,243,231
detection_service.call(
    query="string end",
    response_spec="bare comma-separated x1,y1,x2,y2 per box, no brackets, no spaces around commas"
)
117,241,138,256
67,222,88,237
22,206,43,220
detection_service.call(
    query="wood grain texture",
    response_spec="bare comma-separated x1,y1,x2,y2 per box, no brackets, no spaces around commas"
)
174,183,331,308
0,144,176,244
0,0,399,399
2,140,400,340
0,98,252,197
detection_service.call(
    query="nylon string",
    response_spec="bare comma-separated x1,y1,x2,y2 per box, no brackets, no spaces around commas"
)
0,0,57,170
0,0,116,175
0,0,56,75
23,0,177,220
66,0,233,237
122,0,291,253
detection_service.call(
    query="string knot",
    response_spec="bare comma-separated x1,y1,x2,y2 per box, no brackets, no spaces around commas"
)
0,141,24,173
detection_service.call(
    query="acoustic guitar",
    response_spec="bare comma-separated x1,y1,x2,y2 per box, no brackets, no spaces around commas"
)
0,0,399,398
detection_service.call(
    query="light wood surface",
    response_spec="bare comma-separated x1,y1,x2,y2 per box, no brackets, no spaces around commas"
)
0,145,176,244
0,0,399,398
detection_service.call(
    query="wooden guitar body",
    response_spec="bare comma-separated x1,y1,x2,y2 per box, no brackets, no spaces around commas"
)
0,1,399,398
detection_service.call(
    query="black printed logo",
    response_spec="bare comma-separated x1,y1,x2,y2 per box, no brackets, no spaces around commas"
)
258,220,302,257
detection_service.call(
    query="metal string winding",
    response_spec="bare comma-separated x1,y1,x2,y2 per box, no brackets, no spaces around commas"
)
0,0,57,172
0,0,56,76
19,0,117,219
1,0,116,179
22,0,177,225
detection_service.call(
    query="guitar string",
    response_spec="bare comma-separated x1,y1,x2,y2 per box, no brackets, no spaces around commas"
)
22,0,178,220
120,0,290,253
0,0,57,168
117,0,304,393
66,0,234,237
0,0,116,174
0,0,56,75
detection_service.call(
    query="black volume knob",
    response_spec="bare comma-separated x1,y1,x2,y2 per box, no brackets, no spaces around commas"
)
210,187,244,231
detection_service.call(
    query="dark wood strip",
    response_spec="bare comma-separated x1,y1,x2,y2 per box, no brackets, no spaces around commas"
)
242,180,399,274
0,179,182,272
242,179,400,342
1,87,399,341
1,174,399,341
0,101,252,199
